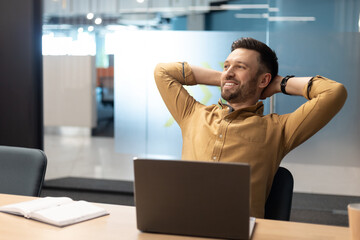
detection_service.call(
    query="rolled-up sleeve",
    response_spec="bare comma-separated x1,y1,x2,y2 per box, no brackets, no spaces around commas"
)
280,75,347,155
154,62,197,126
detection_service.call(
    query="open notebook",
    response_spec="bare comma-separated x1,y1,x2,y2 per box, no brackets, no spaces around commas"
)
0,197,109,227
134,158,255,240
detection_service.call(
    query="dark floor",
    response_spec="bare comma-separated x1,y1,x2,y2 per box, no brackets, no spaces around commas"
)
290,192,355,226
42,177,134,206
41,177,359,227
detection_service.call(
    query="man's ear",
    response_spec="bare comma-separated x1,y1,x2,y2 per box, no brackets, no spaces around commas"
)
258,73,272,89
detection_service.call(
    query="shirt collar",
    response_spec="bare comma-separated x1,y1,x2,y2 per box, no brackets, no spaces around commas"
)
218,99,264,115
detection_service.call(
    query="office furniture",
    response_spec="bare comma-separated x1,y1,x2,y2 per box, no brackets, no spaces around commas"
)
43,55,97,128
96,67,114,124
0,193,349,240
100,77,114,107
265,167,294,221
0,146,47,197
97,67,114,107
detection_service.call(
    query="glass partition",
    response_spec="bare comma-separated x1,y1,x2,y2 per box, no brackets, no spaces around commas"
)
266,0,360,195
267,0,360,169
113,31,268,159
42,0,360,196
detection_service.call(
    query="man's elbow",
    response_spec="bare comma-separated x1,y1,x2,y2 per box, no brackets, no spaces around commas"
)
327,83,348,116
154,63,166,80
154,63,175,87
335,83,347,107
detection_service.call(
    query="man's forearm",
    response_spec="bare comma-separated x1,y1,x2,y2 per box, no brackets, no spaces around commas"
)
284,76,312,96
262,75,312,99
190,65,221,86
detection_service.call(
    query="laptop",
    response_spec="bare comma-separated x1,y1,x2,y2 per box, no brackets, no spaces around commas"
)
133,158,255,240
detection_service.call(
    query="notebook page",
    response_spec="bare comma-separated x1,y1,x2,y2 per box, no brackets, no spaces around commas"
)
30,200,109,227
0,197,72,218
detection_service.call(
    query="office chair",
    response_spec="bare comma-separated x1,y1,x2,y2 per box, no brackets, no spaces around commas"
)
100,77,114,108
0,145,47,197
264,166,294,221
97,67,114,108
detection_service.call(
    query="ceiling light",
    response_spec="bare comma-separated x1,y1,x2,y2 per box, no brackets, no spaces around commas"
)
234,13,265,19
95,17,102,25
269,8,279,12
268,16,316,22
78,27,84,33
234,13,316,22
137,0,145,3
221,4,269,10
87,13,94,20
88,26,94,32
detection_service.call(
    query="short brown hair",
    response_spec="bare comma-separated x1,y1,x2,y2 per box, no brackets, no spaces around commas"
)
231,37,278,81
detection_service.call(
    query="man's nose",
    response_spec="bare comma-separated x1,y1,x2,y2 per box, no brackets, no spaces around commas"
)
225,66,235,78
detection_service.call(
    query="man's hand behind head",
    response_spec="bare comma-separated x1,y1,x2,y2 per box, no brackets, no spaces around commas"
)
260,75,282,100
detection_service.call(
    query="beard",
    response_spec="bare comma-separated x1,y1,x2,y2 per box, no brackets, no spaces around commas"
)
221,78,258,103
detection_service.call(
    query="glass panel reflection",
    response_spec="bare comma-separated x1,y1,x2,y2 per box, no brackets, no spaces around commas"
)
114,31,268,159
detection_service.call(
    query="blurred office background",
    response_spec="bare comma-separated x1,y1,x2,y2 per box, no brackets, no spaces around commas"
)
1,0,360,227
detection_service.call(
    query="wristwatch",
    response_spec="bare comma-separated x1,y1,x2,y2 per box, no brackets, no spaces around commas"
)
280,75,295,95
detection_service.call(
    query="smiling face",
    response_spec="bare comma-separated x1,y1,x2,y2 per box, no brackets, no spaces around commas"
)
221,48,262,105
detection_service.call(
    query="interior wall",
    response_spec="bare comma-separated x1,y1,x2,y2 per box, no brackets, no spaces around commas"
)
0,0,43,149
266,0,360,195
271,33,360,196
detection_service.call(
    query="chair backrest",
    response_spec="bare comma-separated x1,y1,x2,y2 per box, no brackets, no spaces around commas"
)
0,145,47,197
264,166,294,221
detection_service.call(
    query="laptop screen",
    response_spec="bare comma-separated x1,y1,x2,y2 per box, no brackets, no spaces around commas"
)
134,159,252,240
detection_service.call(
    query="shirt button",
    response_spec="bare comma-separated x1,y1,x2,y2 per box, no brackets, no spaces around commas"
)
219,134,223,138
213,156,217,160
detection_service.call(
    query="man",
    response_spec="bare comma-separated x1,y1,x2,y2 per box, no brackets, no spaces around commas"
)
154,37,347,218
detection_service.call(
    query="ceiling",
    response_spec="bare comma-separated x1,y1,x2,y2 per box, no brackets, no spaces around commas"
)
43,0,231,27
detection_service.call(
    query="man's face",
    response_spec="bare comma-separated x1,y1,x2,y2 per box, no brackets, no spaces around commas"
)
220,48,261,103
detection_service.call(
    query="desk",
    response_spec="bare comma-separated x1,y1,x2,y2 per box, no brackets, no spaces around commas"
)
0,194,349,240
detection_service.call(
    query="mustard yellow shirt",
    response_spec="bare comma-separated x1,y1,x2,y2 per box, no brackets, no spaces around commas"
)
154,62,347,218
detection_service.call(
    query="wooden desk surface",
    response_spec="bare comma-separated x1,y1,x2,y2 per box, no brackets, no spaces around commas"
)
0,194,350,240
